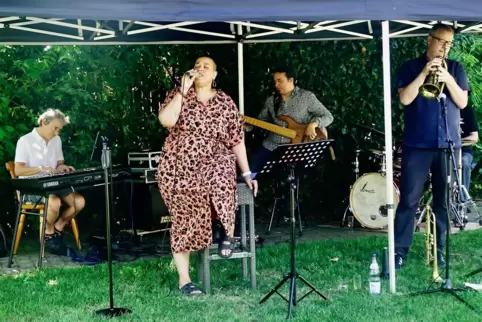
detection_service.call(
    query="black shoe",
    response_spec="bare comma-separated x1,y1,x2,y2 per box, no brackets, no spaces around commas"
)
212,220,225,243
395,254,404,269
45,235,68,256
437,251,446,269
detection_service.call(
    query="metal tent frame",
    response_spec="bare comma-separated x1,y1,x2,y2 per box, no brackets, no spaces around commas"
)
0,17,481,45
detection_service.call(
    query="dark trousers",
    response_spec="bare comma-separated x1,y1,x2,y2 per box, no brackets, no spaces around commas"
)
394,146,458,257
461,151,473,202
249,146,272,179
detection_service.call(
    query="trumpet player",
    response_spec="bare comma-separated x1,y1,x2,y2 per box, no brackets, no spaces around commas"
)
393,24,470,269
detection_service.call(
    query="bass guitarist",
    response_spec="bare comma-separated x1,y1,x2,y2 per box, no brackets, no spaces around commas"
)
247,65,334,178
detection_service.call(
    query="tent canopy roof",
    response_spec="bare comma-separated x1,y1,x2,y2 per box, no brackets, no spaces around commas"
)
2,0,482,22
0,1,481,44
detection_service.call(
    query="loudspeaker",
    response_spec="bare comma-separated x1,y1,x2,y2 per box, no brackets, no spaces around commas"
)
130,183,170,231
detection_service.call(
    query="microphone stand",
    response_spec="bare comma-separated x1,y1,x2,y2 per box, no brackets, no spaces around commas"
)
408,93,476,311
95,140,132,318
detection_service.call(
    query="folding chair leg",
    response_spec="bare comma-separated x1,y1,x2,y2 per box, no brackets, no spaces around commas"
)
13,214,26,255
70,218,81,249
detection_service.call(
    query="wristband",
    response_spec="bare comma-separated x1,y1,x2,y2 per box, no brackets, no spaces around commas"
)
242,171,252,177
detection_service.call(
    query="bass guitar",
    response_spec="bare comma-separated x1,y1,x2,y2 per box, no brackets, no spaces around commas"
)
242,115,335,160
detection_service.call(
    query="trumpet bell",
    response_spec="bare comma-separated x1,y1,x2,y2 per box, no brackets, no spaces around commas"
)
419,83,443,99
419,54,447,99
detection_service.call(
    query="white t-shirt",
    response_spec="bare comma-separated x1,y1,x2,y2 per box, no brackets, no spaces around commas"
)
14,129,64,173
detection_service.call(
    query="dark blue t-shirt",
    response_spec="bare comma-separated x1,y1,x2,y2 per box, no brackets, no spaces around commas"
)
396,55,470,149
461,105,479,155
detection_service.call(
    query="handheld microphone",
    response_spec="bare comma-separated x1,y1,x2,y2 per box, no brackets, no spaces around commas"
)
184,70,201,77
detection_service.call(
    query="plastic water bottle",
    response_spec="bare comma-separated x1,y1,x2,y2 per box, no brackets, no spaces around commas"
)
369,253,381,295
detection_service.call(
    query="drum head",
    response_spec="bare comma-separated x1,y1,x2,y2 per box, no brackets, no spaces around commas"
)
349,172,399,229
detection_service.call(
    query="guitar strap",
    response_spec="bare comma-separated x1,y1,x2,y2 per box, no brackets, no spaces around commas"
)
273,93,282,117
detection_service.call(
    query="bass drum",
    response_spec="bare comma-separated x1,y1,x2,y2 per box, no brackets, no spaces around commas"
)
349,172,400,229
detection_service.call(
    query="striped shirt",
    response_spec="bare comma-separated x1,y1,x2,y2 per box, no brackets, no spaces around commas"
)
257,86,334,151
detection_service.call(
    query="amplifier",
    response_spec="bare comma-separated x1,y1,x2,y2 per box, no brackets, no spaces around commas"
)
128,151,162,171
131,183,171,231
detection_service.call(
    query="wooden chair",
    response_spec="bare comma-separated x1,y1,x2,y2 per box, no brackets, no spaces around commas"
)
5,161,81,259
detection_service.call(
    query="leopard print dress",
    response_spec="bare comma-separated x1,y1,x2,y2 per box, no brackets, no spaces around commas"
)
158,87,244,254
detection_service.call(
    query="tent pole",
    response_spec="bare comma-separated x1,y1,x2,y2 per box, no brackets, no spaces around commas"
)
237,24,244,114
381,20,396,293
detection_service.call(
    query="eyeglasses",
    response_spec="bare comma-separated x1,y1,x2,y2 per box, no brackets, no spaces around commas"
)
431,35,453,47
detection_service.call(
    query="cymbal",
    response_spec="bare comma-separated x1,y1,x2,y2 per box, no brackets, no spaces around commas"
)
355,123,385,136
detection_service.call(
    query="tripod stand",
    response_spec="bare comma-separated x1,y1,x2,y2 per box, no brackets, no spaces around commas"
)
259,140,332,319
92,134,132,318
408,94,476,311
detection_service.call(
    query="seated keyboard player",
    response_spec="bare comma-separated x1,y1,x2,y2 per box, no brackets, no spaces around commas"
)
14,108,85,255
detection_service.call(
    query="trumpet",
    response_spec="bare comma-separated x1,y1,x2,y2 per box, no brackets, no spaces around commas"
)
425,201,443,283
419,53,447,99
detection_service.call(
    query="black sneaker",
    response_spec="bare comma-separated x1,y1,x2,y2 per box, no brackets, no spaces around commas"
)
395,254,404,269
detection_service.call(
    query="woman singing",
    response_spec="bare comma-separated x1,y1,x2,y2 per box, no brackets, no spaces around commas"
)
158,56,258,296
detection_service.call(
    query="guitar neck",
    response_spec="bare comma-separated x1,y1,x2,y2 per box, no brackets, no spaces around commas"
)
242,115,297,139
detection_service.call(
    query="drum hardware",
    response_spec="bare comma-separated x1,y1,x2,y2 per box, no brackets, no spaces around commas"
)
368,149,385,157
354,149,360,180
355,123,385,137
378,151,386,174
340,149,360,228
368,149,387,174
266,178,304,236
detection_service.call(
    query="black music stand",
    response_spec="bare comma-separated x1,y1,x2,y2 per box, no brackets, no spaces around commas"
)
259,140,332,319
91,132,132,317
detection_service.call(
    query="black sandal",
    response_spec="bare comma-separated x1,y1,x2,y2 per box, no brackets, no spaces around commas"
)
54,227,63,237
218,236,235,259
179,282,204,296
44,232,56,242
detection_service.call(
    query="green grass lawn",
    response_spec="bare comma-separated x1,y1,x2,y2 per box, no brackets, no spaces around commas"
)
2,230,482,322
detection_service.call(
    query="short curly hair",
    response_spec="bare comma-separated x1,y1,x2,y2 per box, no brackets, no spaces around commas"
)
37,108,70,126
